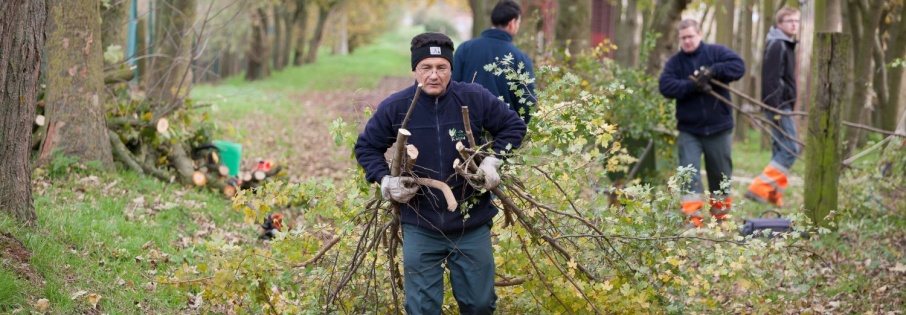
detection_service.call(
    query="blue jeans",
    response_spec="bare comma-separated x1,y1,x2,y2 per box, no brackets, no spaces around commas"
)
765,110,799,169
402,222,497,315
677,129,733,195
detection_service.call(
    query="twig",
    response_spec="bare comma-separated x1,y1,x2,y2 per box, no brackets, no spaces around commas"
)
842,121,906,138
709,79,808,116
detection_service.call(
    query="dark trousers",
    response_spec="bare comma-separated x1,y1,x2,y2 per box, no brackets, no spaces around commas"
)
677,129,734,195
402,222,497,315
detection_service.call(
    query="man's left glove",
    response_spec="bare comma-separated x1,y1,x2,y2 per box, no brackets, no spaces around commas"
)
478,156,502,190
381,176,418,203
692,66,713,92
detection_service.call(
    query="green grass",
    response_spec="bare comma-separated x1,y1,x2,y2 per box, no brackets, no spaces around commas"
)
191,26,419,119
0,167,239,313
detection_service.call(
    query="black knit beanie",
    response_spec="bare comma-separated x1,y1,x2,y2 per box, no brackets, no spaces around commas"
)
410,32,454,70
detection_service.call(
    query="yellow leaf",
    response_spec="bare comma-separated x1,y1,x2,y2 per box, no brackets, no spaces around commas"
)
87,294,101,308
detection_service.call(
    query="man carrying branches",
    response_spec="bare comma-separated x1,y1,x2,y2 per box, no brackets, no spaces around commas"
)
745,7,801,207
658,19,746,228
354,32,526,314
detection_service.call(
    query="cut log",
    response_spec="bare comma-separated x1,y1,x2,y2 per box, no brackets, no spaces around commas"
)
192,171,207,186
241,171,253,182
34,115,45,126
223,184,237,198
156,118,169,133
218,165,229,176
405,144,418,172
253,170,266,181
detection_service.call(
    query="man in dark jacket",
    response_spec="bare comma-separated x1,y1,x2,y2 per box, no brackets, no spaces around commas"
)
658,19,745,228
354,32,526,314
452,0,536,123
746,7,800,207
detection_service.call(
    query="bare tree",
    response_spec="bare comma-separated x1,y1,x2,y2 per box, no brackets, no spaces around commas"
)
0,0,45,226
40,0,114,168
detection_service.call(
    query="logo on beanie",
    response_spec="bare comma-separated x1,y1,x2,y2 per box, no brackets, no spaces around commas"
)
430,47,441,55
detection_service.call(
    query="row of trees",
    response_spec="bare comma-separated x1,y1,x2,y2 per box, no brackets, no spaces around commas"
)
0,0,404,226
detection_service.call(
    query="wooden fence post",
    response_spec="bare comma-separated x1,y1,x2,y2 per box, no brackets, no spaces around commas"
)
804,32,850,230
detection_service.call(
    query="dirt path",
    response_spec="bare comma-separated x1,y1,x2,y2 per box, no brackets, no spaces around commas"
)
232,76,413,183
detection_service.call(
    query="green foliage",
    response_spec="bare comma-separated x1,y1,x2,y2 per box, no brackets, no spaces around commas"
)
163,56,830,313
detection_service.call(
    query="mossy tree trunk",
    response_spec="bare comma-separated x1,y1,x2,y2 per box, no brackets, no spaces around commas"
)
40,0,114,169
147,0,196,107
0,0,46,226
804,33,850,230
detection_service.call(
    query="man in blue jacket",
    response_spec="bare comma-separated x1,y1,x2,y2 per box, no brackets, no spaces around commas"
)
658,19,745,228
354,32,526,314
452,0,536,123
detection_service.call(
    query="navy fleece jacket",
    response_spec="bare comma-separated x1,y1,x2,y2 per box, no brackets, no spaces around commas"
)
354,81,526,234
658,42,746,136
453,29,536,123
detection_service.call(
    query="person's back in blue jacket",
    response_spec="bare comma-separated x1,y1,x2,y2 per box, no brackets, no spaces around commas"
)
453,0,536,123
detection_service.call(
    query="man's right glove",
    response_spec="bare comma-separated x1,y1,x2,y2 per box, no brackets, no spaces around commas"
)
692,66,713,92
381,176,419,203
478,156,502,190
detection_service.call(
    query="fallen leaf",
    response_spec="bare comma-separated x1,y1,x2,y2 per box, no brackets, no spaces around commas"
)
87,294,101,308
35,298,49,312
876,285,887,293
889,262,906,273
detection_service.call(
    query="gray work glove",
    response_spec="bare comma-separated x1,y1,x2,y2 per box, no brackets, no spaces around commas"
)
478,156,502,190
381,176,418,203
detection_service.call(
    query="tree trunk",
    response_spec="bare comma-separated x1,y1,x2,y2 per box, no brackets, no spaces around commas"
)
844,0,884,155
468,0,493,38
273,5,285,71
816,0,844,32
0,0,45,226
804,33,849,230
136,17,148,84
147,0,196,108
715,0,735,48
304,1,339,64
101,0,130,66
333,9,348,55
246,7,270,81
614,0,640,67
555,0,591,56
280,4,295,69
644,0,688,75
735,0,754,142
292,0,309,66
41,0,114,169
880,2,906,132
